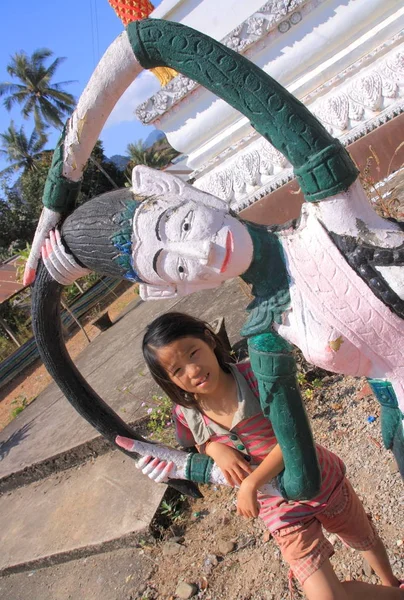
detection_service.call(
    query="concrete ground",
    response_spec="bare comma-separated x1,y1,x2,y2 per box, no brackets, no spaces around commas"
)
0,279,249,579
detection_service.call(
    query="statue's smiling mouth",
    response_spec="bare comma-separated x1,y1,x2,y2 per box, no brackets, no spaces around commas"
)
220,230,234,273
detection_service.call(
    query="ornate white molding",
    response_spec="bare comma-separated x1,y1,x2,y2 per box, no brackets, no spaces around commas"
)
135,0,325,124
310,46,404,139
194,137,294,211
192,46,404,212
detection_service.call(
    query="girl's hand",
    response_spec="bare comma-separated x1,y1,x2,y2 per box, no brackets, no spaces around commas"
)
205,442,252,486
237,478,260,518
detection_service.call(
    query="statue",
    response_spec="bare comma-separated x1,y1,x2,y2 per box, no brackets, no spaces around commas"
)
27,19,404,499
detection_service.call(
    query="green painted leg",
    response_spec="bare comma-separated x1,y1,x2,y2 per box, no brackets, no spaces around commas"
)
248,333,321,500
368,379,404,479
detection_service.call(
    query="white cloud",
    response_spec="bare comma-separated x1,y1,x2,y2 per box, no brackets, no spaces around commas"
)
105,70,160,128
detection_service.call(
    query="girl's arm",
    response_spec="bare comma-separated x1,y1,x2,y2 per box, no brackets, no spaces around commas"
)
204,441,253,486
237,444,284,518
244,443,284,488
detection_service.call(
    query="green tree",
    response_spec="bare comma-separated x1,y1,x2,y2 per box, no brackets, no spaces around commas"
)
126,135,179,171
0,185,41,254
77,140,126,204
0,151,51,255
0,48,75,132
0,121,48,176
0,140,125,259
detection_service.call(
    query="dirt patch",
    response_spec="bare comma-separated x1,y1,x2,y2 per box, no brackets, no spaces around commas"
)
134,375,404,600
0,285,139,432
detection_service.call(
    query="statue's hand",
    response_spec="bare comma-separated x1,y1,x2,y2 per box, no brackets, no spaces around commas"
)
116,435,176,483
41,228,90,285
24,207,62,285
136,455,175,483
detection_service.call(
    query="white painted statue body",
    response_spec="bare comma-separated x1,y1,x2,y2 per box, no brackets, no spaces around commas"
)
126,167,404,417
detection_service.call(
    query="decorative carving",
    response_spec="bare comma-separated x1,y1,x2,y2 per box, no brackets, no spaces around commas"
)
315,93,350,130
348,73,383,112
135,0,319,124
194,138,292,207
192,47,404,211
303,32,403,104
312,49,404,135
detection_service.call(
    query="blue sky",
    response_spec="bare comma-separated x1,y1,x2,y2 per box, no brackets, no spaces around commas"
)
0,0,164,172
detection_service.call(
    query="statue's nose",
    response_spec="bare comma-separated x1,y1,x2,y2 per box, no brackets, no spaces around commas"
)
166,240,213,265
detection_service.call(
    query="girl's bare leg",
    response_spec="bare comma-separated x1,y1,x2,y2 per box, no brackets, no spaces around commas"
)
302,559,404,600
361,536,401,587
302,559,348,600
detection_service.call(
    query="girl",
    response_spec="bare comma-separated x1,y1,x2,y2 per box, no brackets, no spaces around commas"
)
118,312,403,600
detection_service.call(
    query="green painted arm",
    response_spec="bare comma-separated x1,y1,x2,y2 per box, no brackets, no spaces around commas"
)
248,332,321,500
42,126,81,213
368,379,404,477
128,19,358,201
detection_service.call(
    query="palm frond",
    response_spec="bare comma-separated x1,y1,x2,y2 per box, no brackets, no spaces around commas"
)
1,47,76,134
0,82,24,98
31,48,53,65
44,56,66,80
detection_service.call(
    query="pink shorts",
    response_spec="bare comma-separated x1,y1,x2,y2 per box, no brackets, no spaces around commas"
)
272,478,378,586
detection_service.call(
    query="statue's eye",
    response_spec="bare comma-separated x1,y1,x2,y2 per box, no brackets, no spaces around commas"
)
181,210,194,237
177,259,187,280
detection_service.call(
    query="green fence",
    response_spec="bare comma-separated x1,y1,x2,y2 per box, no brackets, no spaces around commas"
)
0,276,122,390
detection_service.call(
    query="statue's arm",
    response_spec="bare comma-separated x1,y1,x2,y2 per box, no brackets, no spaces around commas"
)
248,332,321,500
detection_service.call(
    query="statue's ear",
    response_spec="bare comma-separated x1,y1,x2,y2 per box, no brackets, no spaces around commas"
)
138,282,178,300
132,165,185,197
131,165,228,210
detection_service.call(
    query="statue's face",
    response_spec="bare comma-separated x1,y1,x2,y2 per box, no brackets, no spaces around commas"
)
132,196,253,298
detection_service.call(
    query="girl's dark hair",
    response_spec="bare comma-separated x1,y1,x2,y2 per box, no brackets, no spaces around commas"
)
142,312,232,408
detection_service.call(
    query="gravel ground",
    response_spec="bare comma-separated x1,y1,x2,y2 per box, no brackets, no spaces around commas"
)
132,373,404,600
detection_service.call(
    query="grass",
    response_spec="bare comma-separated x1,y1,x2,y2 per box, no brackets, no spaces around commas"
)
10,394,30,418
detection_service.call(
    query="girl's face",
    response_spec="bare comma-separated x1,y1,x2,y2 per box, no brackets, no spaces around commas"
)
153,335,222,397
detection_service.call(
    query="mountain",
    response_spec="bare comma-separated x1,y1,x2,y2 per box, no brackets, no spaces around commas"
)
144,129,165,148
108,155,130,171
108,131,170,171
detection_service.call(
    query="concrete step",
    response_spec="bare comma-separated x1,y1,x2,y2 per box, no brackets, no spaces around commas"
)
0,295,181,493
0,449,165,576
0,280,248,494
0,545,155,600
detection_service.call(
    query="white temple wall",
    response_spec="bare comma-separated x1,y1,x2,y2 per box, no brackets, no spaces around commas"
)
138,0,404,212
152,0,267,40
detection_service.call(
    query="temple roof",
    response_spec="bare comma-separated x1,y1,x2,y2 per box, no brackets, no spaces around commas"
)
0,257,25,305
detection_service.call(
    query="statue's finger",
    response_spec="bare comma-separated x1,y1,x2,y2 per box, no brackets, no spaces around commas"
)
49,229,91,282
136,455,152,470
23,207,61,285
142,457,162,476
115,435,137,451
154,461,174,483
47,232,81,282
41,245,72,286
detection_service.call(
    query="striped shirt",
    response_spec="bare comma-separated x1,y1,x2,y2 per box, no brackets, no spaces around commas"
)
173,361,346,532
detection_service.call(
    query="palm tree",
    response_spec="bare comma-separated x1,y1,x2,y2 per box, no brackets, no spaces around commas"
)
0,50,118,189
0,48,76,132
126,137,179,170
0,121,47,176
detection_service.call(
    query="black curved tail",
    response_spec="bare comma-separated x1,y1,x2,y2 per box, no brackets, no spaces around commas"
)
31,262,202,497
